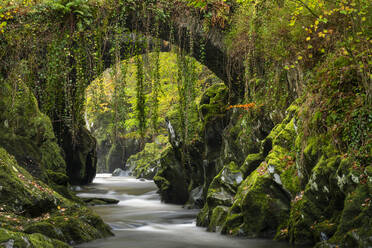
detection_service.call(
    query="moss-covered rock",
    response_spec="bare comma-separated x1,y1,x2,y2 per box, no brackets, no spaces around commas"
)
63,126,97,185
0,81,67,186
199,83,229,125
0,147,62,217
0,228,70,248
196,162,243,231
222,167,291,238
327,182,372,247
128,135,170,179
210,103,299,238
82,197,120,205
0,147,112,246
153,146,189,204
240,152,264,178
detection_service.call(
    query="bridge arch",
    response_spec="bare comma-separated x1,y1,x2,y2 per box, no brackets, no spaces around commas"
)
0,1,245,184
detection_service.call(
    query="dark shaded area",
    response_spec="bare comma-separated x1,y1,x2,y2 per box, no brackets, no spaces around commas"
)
63,127,97,185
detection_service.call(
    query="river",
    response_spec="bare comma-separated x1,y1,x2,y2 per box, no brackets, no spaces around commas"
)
75,174,291,248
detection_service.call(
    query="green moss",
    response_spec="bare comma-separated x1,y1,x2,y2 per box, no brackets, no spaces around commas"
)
24,222,65,241
0,81,67,185
214,106,302,238
0,147,61,216
196,204,210,227
288,198,317,245
47,170,69,186
222,213,244,235
0,147,112,245
208,206,229,232
197,161,243,230
302,136,323,172
199,83,228,125
240,152,264,178
128,136,170,179
0,228,71,248
265,117,300,196
272,118,296,150
328,183,372,247
287,152,348,246
280,165,301,195
222,167,290,238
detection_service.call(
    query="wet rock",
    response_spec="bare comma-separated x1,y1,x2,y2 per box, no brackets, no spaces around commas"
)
154,147,189,204
219,104,299,238
112,168,126,176
240,153,264,178
222,168,291,238
82,197,119,205
187,186,204,208
127,136,170,180
63,127,97,185
197,162,243,231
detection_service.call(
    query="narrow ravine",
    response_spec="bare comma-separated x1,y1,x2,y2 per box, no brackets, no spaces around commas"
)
75,174,290,248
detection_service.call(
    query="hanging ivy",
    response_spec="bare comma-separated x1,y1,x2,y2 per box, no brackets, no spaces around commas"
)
135,54,147,147
150,23,161,138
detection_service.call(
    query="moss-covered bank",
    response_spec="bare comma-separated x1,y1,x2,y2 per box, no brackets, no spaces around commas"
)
0,82,112,247
0,147,112,247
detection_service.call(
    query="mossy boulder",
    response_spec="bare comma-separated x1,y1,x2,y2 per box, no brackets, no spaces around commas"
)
0,228,70,248
0,147,62,217
0,81,67,186
0,147,112,246
240,152,264,178
222,168,291,238
153,147,189,204
287,153,371,247
221,106,274,168
327,182,372,247
196,162,243,231
199,83,228,125
199,103,300,238
128,135,170,180
199,83,229,161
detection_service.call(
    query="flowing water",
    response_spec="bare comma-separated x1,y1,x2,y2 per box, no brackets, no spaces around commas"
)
76,174,291,248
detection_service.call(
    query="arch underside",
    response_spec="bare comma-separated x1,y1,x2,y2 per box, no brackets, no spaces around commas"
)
102,12,245,98
0,3,245,184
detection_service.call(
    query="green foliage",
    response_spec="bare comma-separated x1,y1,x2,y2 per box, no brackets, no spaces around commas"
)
85,52,216,151
176,49,197,146
150,41,161,136
47,0,93,31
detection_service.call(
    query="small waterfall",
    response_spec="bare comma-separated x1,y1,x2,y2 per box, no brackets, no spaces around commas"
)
165,118,179,148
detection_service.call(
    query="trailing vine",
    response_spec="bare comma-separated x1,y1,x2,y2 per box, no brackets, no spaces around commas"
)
135,54,147,148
